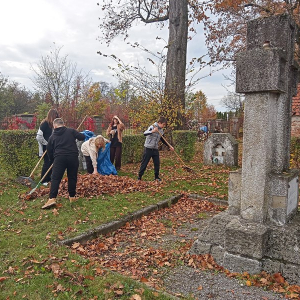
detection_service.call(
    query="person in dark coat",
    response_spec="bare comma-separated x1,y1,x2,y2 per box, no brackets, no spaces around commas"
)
36,108,59,185
42,118,85,209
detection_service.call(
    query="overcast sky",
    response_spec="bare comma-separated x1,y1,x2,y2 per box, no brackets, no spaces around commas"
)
0,0,233,111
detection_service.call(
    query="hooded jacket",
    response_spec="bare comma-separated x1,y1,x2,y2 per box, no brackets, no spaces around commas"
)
143,122,167,149
47,126,85,162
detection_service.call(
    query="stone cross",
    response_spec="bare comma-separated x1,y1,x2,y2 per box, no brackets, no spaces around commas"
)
190,15,300,284
235,14,299,224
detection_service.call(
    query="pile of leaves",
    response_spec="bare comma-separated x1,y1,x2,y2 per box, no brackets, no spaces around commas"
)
20,174,155,201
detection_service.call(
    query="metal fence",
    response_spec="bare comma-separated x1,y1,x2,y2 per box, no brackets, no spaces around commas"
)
0,116,243,138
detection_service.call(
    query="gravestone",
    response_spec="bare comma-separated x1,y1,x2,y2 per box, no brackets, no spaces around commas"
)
190,15,300,284
203,133,238,166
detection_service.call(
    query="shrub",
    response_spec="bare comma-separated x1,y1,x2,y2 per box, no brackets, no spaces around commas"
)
0,130,38,177
172,130,197,161
122,134,145,164
290,137,300,169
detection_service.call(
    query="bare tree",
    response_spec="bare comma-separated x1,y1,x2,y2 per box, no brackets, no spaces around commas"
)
221,92,244,115
31,45,89,106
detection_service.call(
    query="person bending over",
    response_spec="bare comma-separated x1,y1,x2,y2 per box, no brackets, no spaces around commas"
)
42,118,85,209
81,135,109,174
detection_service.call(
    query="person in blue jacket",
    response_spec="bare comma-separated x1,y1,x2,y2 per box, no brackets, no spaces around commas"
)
138,116,174,181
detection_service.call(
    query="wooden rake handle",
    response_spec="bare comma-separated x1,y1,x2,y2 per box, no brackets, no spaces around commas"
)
29,150,47,178
156,130,189,168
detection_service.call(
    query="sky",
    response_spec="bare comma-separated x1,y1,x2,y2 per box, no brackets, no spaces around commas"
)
0,0,233,111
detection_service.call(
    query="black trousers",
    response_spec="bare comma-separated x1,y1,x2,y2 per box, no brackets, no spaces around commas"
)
84,156,94,174
110,145,122,170
138,147,160,179
41,146,52,183
49,155,79,198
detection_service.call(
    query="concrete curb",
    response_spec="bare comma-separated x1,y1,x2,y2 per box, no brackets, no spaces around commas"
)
189,193,228,207
59,194,182,246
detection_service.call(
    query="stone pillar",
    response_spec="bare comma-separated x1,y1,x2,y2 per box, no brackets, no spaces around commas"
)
190,15,300,284
236,14,299,223
92,115,102,135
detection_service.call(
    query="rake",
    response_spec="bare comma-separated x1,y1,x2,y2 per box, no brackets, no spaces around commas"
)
28,115,88,195
16,150,47,187
157,130,196,174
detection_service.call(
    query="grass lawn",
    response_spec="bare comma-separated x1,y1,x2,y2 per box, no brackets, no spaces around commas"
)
0,141,236,299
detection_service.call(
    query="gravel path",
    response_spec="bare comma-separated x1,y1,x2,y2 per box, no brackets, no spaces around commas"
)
164,266,285,300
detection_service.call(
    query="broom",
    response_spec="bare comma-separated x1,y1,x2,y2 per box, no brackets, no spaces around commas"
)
157,130,196,174
28,115,88,195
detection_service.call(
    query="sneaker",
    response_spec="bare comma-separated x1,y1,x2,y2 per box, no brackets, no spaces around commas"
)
42,182,49,187
69,196,77,203
42,198,56,209
137,177,142,180
155,177,162,182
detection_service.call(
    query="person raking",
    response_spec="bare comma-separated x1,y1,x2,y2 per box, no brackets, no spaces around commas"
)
138,116,174,181
42,118,85,209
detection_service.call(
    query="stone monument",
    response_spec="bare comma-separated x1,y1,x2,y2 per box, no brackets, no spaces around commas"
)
190,15,300,284
203,133,238,167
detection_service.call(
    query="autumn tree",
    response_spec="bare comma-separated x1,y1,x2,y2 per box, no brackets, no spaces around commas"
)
202,0,300,66
186,90,208,121
98,0,211,128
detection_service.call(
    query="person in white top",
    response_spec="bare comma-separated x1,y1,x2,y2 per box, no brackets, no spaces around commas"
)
81,135,109,174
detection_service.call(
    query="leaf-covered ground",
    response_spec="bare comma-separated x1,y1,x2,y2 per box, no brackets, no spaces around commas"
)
70,195,300,299
3,140,300,299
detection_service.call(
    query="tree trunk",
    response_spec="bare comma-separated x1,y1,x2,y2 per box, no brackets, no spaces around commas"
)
164,0,188,128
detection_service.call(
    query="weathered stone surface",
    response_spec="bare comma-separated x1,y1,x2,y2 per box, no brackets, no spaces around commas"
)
262,259,282,275
236,48,287,93
228,169,242,215
265,214,300,265
189,241,211,255
246,15,295,53
210,245,225,265
225,218,269,259
281,263,300,285
223,252,262,274
240,93,279,223
203,133,238,166
194,212,236,247
268,170,299,225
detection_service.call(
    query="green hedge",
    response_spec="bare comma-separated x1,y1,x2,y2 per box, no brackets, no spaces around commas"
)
122,134,145,164
172,130,197,162
290,137,300,169
0,130,197,177
0,130,38,177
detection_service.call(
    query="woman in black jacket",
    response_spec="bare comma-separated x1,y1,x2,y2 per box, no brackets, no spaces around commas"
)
36,108,59,185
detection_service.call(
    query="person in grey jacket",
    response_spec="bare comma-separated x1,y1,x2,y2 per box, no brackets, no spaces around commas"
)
138,116,174,181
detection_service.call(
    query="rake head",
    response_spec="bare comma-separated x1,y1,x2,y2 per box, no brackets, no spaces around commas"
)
182,165,196,174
